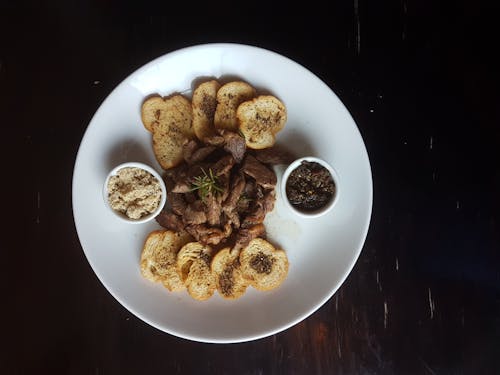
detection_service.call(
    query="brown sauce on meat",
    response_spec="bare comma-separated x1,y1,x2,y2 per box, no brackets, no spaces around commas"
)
286,161,335,212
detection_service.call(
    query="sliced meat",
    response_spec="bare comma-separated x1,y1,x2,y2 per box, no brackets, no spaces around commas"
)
223,221,233,238
261,189,276,214
236,179,255,214
241,190,276,228
224,210,240,229
240,189,276,228
203,134,225,147
185,224,227,245
241,204,265,228
187,163,210,179
217,171,230,203
243,179,257,198
190,146,216,164
211,154,235,177
233,223,266,252
163,174,176,191
221,130,246,163
158,131,277,251
252,145,294,165
255,185,264,200
156,211,185,232
203,231,227,246
171,180,191,193
241,155,277,189
223,173,246,213
204,193,222,227
166,164,189,188
184,192,197,204
236,196,251,214
169,193,187,215
164,176,187,215
182,139,199,163
183,201,207,225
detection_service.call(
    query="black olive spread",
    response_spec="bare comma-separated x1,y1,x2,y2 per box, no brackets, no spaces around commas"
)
286,161,335,211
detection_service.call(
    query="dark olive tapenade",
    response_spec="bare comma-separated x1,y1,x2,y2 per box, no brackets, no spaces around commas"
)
285,161,336,211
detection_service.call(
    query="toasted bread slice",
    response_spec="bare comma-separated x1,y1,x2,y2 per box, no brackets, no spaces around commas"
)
141,96,165,133
237,95,287,149
152,124,188,170
192,80,221,141
140,230,192,291
214,81,256,131
142,95,194,169
141,95,194,134
239,238,289,291
211,247,249,299
177,242,216,300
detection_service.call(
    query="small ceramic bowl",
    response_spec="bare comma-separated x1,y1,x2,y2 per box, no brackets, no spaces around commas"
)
103,162,167,224
281,156,340,218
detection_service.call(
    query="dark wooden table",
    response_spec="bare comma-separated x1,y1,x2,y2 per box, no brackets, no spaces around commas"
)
1,1,497,374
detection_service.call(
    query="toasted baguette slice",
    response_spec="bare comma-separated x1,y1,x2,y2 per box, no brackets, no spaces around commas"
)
152,124,188,170
192,80,221,141
140,230,192,291
239,238,289,291
214,81,256,131
141,96,164,133
141,94,194,135
142,95,194,169
177,242,216,301
211,247,249,299
237,95,287,149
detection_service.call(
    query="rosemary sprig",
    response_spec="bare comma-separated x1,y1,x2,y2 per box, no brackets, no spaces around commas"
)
190,168,223,201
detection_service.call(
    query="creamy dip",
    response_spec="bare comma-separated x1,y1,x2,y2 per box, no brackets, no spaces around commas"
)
107,167,162,219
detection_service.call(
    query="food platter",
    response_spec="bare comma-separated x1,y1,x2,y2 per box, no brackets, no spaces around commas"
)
72,43,372,343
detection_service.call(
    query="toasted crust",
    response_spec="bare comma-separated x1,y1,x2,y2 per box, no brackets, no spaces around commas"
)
214,81,256,131
177,242,216,300
142,95,194,169
152,124,188,170
211,248,249,299
140,230,192,291
141,96,165,133
141,95,194,135
239,238,289,291
237,95,287,149
192,80,221,141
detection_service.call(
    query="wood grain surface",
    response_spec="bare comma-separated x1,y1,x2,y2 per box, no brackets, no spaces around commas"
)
1,0,497,374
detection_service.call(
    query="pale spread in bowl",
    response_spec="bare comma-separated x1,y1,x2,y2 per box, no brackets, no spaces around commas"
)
107,166,162,220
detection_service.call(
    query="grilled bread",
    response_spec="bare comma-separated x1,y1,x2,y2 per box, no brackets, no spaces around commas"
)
192,80,221,141
140,230,192,291
211,247,249,299
237,95,287,149
239,238,289,291
141,95,194,169
214,81,256,131
177,242,216,301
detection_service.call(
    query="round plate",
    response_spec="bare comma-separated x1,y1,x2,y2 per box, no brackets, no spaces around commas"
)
72,43,372,343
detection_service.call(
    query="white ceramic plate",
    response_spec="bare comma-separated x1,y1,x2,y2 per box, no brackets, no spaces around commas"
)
72,43,372,343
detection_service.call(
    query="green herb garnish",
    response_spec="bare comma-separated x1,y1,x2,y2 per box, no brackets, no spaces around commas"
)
190,168,223,201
